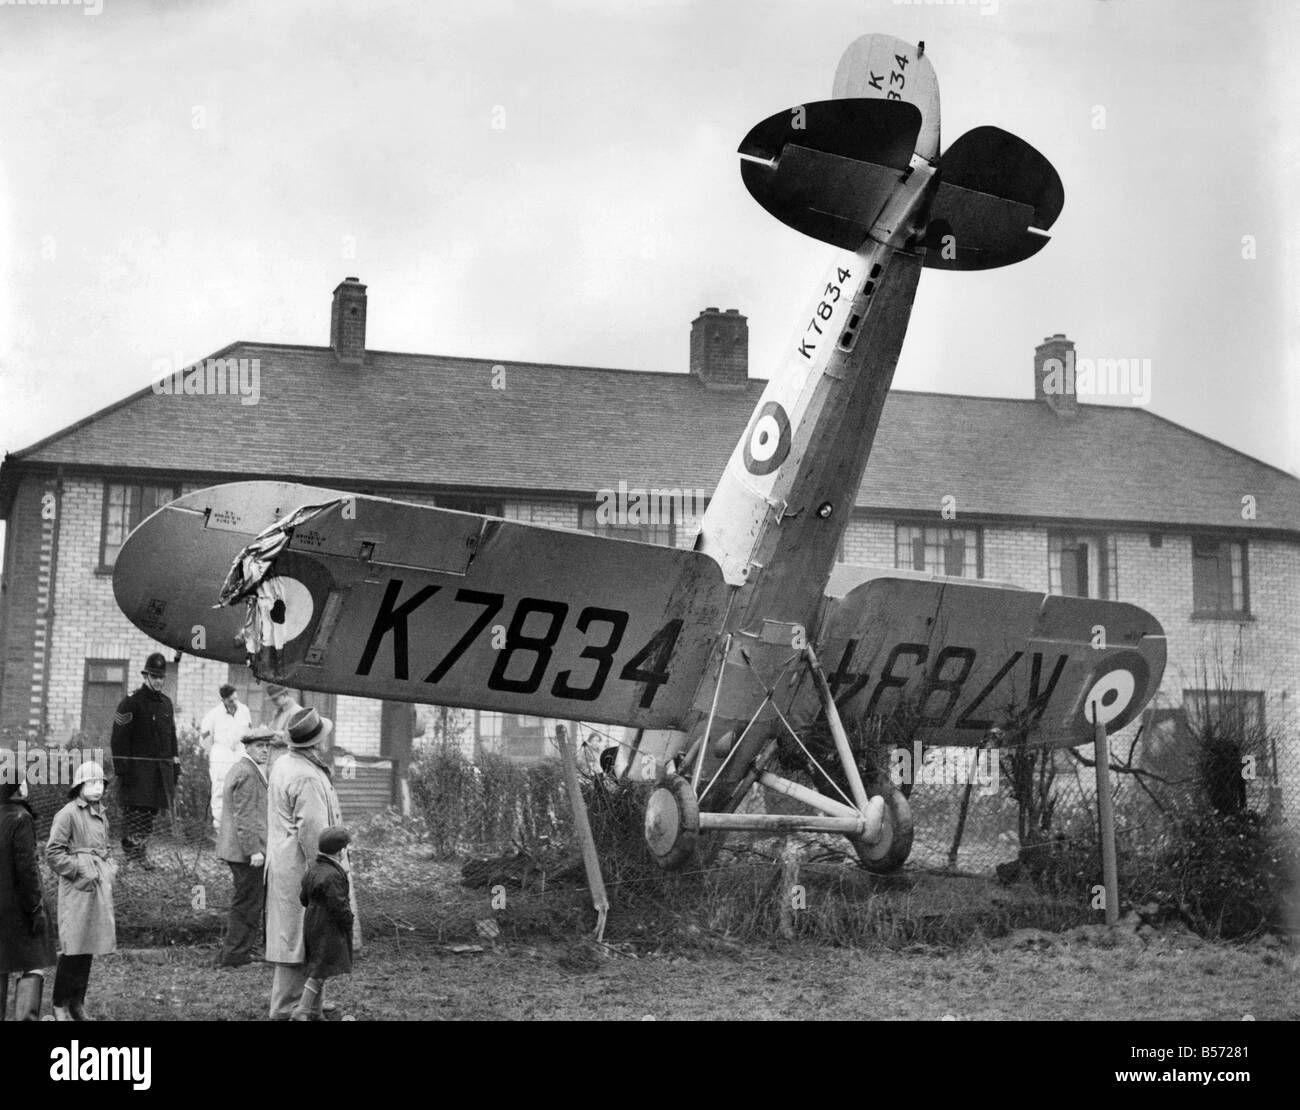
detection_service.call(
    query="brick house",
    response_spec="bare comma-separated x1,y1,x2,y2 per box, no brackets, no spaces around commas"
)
2,278,1298,815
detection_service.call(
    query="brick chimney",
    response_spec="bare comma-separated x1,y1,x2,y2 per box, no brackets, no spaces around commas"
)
690,307,748,390
1034,333,1077,416
330,277,367,365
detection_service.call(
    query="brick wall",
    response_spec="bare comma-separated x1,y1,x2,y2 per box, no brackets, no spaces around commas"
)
0,476,49,734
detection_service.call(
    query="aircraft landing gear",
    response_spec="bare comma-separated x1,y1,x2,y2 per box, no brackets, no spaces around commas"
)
644,774,700,870
849,783,913,873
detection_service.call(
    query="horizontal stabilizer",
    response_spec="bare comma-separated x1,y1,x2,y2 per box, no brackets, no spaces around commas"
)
740,98,921,250
922,126,1065,270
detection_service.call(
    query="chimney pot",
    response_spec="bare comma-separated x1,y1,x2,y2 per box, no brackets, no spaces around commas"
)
690,308,748,390
330,277,368,365
1034,333,1077,416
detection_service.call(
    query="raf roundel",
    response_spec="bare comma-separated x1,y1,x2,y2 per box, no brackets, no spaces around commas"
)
743,402,792,476
1078,650,1150,733
267,576,315,643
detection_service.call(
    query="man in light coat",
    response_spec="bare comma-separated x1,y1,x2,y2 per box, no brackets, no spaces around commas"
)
215,726,272,968
264,707,358,1020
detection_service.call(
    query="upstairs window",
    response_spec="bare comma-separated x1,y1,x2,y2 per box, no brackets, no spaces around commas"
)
580,504,673,548
100,482,179,570
1049,532,1118,599
894,525,981,578
1192,538,1248,617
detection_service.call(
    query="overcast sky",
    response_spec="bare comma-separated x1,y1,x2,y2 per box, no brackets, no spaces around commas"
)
1,0,1296,498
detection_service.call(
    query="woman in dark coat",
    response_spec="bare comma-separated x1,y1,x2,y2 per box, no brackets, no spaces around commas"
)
292,825,354,1021
0,777,57,1021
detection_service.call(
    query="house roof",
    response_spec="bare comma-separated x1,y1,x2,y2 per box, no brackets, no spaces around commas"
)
5,341,1299,535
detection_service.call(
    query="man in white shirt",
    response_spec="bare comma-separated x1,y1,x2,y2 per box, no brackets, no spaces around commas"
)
200,684,251,833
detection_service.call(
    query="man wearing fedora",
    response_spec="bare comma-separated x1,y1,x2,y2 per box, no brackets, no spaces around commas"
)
109,652,180,870
265,707,358,1020
215,725,274,968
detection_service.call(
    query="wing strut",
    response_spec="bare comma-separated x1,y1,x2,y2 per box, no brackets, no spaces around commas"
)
555,724,609,944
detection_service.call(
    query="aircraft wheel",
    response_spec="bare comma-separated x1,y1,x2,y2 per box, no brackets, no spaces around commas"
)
644,774,700,870
850,785,914,873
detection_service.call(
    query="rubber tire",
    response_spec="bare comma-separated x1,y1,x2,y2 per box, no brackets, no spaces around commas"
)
644,774,700,871
851,785,914,873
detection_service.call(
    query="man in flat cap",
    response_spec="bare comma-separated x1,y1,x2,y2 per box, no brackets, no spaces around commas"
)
264,707,358,1020
110,652,180,870
215,726,274,968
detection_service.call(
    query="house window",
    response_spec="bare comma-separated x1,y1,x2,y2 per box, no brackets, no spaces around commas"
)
100,481,179,570
439,497,503,518
81,659,129,744
894,525,981,578
579,504,673,547
1048,532,1118,599
1182,689,1264,737
475,711,552,761
1192,538,1248,616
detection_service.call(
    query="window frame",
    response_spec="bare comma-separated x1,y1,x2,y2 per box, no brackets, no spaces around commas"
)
1048,530,1118,600
81,657,130,737
98,479,180,573
579,500,675,548
1190,536,1250,619
892,523,983,579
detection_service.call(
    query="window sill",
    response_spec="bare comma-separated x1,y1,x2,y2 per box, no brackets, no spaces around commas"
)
1190,611,1254,622
94,565,115,577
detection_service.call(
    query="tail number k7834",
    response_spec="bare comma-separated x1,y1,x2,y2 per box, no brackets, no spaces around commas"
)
354,580,682,709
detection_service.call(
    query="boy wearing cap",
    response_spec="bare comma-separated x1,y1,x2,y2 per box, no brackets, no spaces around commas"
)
265,707,358,1020
264,684,301,769
45,762,117,1020
110,652,180,869
215,726,273,968
292,825,354,1021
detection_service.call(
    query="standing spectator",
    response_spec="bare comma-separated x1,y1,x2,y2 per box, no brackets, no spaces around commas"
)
215,726,273,969
264,684,301,768
46,762,116,1021
200,684,251,833
0,776,56,1021
292,825,354,1021
110,652,180,869
265,708,358,1021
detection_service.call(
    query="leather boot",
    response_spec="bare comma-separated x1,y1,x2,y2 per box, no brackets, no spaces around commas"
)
14,974,44,1021
69,997,94,1021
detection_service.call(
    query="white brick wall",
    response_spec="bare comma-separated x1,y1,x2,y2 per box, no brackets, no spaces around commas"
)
36,481,1300,815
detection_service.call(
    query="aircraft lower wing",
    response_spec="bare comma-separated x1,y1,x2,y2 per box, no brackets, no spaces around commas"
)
807,575,1166,747
113,482,732,730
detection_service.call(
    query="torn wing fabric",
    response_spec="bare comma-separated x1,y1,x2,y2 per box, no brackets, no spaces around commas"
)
217,500,344,607
216,499,344,655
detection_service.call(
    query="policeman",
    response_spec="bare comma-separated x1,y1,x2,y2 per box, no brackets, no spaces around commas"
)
109,652,180,870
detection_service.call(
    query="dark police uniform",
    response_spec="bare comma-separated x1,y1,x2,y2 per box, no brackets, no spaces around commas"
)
109,654,180,863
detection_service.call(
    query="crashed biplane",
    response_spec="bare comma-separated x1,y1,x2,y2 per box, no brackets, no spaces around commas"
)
114,34,1165,875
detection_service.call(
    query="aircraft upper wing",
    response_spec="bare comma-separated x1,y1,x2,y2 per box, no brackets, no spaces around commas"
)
805,574,1166,747
113,482,732,730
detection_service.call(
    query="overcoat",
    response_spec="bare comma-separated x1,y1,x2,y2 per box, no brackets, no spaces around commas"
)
110,684,179,811
300,855,354,978
0,798,57,973
216,755,268,863
46,797,117,956
265,749,358,964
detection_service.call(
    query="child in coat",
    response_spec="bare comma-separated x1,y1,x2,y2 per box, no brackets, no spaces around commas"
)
46,762,117,1021
292,825,353,1021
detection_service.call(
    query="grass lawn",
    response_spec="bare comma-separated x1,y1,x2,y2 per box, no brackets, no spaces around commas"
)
74,932,1296,1021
